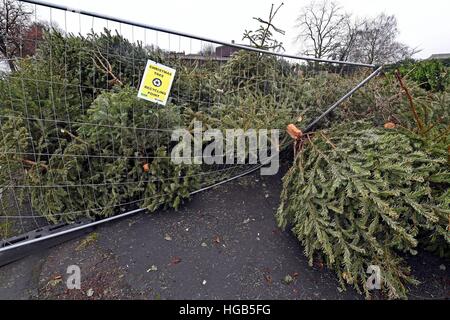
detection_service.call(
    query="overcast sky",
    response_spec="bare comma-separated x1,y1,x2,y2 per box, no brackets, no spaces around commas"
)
35,0,450,59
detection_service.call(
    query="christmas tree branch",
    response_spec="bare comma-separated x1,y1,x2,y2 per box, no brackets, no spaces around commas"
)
394,69,424,133
22,159,48,171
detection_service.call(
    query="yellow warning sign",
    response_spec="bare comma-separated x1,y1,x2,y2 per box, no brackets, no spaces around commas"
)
137,60,176,106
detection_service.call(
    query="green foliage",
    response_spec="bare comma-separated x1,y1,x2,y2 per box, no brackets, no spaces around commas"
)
0,117,30,178
277,121,449,299
219,50,290,94
33,28,165,104
0,117,31,205
0,221,12,238
197,87,294,132
390,59,449,92
170,61,221,110
4,87,199,223
333,71,449,154
0,58,84,156
143,147,200,212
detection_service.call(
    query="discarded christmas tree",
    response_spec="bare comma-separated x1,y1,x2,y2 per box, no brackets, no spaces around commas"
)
277,121,449,299
2,87,200,223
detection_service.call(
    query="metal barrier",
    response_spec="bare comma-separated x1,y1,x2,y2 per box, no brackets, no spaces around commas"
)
0,0,380,260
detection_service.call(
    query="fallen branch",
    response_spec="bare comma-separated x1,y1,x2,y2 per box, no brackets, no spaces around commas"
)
394,70,424,133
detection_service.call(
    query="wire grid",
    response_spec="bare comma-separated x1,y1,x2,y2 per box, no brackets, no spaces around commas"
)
0,0,375,248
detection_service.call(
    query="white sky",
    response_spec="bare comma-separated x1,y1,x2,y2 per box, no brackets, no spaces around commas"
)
34,0,450,59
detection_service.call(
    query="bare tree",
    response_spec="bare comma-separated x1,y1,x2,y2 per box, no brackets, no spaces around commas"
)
332,17,364,62
199,44,215,56
294,0,347,59
0,0,33,71
294,1,419,65
354,14,419,64
21,22,45,57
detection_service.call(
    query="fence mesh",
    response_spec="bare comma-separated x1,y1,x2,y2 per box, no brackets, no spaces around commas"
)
0,0,376,251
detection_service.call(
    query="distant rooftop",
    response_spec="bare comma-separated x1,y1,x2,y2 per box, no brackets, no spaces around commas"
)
427,53,450,60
